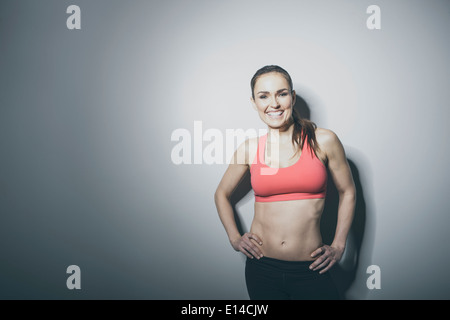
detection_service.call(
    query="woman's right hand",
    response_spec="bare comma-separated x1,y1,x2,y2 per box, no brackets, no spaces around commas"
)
230,233,264,259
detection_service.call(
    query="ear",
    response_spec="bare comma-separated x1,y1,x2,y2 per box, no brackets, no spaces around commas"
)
250,97,257,111
291,90,296,106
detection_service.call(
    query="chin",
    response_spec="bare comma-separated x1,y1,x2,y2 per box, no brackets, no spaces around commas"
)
262,113,291,128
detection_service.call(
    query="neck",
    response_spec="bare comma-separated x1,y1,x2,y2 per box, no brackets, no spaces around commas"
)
267,122,294,144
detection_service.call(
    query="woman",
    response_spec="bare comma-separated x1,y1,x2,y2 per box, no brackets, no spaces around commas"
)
214,65,356,300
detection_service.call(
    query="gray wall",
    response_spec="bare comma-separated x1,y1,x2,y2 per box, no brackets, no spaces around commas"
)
1,0,450,299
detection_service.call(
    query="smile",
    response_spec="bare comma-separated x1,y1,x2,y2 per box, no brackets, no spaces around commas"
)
266,110,284,118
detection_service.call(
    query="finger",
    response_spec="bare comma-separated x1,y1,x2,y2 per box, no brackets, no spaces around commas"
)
310,247,324,258
309,248,327,268
309,256,325,270
310,249,331,270
242,242,262,259
243,236,263,257
239,241,256,258
312,258,330,271
240,247,254,259
248,243,263,258
318,260,336,274
249,233,263,246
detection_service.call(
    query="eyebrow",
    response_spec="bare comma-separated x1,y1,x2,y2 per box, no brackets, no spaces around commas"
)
257,88,290,94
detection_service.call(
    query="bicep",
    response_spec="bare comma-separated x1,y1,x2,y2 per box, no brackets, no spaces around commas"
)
215,140,251,199
215,162,249,199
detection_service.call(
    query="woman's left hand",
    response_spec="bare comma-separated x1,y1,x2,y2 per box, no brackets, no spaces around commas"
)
309,245,344,274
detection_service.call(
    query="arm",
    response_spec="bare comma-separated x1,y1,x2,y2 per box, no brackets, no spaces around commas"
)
310,130,356,273
214,139,263,259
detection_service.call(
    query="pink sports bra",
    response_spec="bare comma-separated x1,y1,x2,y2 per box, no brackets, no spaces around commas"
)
250,133,327,202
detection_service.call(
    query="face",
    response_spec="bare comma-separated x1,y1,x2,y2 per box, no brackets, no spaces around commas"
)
251,72,296,130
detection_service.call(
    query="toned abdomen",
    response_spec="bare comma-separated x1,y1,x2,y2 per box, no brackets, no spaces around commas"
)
250,198,326,261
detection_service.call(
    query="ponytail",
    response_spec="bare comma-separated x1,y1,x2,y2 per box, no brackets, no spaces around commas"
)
291,107,320,157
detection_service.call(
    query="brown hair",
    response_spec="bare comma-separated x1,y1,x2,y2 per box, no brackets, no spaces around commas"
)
250,65,320,157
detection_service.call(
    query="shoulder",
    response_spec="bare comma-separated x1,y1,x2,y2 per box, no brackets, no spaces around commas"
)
315,127,348,165
315,127,339,145
315,127,344,154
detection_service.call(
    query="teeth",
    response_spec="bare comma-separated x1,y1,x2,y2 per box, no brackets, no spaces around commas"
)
267,111,283,116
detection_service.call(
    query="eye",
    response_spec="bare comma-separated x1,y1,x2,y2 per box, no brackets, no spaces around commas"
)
279,92,288,97
259,95,267,99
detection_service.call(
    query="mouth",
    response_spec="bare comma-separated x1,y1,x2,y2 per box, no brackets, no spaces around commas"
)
266,110,284,118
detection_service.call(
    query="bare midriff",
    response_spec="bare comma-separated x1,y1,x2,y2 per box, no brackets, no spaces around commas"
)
250,198,326,261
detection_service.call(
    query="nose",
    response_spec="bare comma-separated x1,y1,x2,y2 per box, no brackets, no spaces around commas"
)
269,95,280,108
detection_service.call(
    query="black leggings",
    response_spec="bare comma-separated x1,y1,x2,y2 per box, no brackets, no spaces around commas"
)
245,256,340,300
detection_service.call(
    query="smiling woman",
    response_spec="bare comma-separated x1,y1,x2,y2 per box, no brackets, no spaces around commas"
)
250,66,321,163
214,65,356,300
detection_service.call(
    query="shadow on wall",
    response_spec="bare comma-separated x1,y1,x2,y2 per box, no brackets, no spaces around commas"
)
321,160,367,299
229,94,372,300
